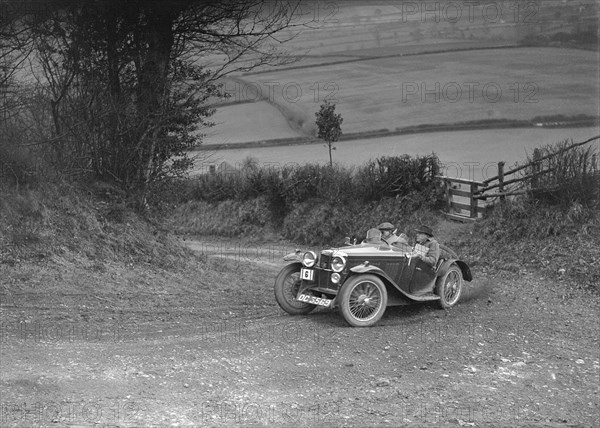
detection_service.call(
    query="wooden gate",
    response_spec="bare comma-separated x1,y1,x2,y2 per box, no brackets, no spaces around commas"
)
437,176,487,222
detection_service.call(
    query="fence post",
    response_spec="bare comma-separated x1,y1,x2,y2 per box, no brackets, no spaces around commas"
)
593,154,599,203
470,182,478,218
532,148,540,189
498,161,505,202
444,179,452,213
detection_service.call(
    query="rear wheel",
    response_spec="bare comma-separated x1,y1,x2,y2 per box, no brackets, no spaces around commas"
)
274,264,316,315
435,264,463,308
339,274,388,327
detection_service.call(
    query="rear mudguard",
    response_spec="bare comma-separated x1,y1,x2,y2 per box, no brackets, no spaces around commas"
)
437,259,473,282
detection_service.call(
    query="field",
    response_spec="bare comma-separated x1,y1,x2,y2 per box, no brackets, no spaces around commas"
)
204,101,304,144
196,126,600,181
204,47,599,146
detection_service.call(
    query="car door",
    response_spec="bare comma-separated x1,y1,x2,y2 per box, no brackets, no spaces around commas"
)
409,258,437,295
393,255,416,293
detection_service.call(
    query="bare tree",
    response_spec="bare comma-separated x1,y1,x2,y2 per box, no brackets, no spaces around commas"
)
3,0,309,207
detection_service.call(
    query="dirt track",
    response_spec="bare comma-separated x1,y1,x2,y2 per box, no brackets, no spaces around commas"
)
1,238,598,427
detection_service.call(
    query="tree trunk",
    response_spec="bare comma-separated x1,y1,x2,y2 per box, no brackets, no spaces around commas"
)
135,4,178,206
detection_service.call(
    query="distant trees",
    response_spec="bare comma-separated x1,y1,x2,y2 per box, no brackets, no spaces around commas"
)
315,100,343,167
1,0,306,207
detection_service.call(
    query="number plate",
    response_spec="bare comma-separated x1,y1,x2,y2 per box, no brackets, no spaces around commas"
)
300,268,314,281
297,294,331,307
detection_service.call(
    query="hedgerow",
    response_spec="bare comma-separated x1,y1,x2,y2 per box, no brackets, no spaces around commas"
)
189,154,444,211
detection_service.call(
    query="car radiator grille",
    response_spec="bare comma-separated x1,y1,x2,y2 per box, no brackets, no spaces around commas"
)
319,253,331,270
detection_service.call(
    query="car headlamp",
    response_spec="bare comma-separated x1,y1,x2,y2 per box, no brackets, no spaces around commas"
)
331,255,346,272
302,251,317,268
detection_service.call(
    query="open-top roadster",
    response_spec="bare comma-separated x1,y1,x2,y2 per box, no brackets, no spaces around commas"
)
274,239,472,327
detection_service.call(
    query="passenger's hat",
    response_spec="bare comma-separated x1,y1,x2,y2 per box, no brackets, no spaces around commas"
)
415,225,434,237
377,222,395,231
365,228,382,243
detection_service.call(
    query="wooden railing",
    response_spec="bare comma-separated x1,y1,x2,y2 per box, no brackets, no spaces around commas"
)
438,135,599,222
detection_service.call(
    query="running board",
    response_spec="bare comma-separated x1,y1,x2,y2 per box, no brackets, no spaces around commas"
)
408,293,440,302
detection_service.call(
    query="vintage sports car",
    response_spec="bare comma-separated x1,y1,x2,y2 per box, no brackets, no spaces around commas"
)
274,239,472,327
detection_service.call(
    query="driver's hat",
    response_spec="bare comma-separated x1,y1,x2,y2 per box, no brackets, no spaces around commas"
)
377,222,395,231
415,225,434,237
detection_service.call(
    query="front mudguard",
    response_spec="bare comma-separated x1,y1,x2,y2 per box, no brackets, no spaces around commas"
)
349,263,397,284
283,250,303,262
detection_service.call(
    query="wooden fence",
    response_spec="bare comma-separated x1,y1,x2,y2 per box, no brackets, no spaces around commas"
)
438,135,600,222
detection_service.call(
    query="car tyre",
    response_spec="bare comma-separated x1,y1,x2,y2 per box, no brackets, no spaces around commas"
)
339,274,388,327
274,264,316,315
435,264,463,309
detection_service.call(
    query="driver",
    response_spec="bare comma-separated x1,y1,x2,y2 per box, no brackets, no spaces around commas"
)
377,222,408,245
413,225,440,267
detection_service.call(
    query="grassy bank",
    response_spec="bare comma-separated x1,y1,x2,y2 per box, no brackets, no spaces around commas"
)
0,182,190,268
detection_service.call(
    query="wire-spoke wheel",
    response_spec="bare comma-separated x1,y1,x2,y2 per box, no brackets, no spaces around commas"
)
339,274,388,327
274,264,316,315
435,264,463,309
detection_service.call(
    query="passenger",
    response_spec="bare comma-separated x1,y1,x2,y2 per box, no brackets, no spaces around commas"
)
363,228,383,244
377,222,408,246
413,225,440,267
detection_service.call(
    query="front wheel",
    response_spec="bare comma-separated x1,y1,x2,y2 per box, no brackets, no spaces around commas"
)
435,264,463,309
339,274,388,327
274,264,316,315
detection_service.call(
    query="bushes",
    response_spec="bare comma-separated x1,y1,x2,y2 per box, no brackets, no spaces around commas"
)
170,154,445,244
191,154,444,208
355,154,441,201
524,140,599,208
